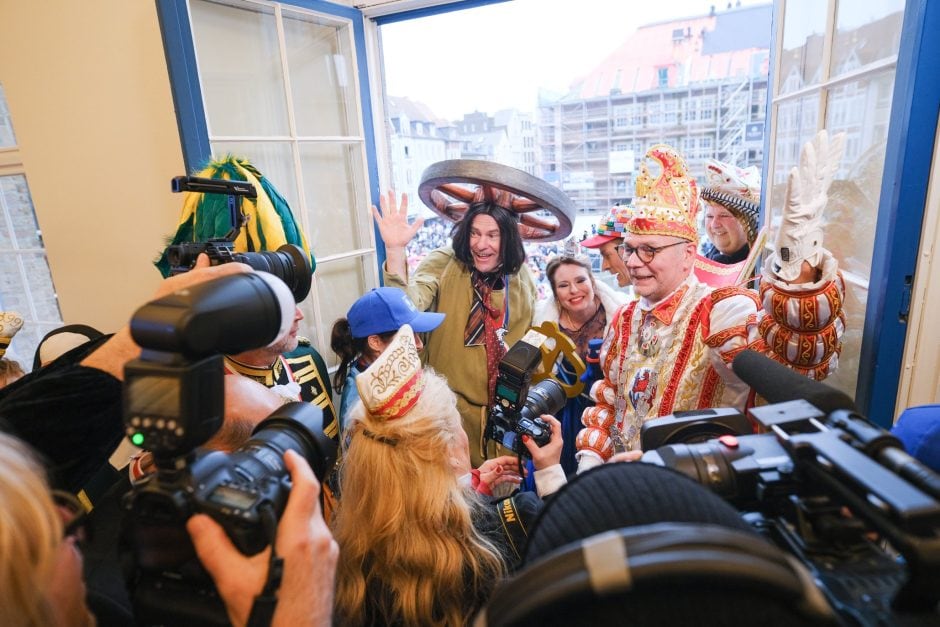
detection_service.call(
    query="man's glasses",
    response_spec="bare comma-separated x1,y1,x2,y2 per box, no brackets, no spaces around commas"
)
52,490,92,546
617,241,686,263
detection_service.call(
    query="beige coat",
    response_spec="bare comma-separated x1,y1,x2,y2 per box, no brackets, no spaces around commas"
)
385,247,537,465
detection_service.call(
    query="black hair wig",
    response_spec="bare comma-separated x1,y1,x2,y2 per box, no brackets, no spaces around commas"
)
450,201,526,275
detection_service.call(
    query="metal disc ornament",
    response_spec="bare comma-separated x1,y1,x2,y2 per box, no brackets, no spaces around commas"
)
418,160,575,242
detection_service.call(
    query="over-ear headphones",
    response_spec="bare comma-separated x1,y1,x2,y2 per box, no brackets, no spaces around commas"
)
475,522,836,627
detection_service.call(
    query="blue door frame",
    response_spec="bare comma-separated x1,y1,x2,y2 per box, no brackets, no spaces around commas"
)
856,0,940,426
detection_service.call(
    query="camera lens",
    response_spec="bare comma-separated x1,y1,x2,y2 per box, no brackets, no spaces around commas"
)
229,402,337,483
520,379,566,421
233,244,312,302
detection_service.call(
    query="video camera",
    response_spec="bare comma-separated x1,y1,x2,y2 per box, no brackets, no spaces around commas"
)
164,175,312,302
486,329,566,459
121,270,337,626
641,351,940,625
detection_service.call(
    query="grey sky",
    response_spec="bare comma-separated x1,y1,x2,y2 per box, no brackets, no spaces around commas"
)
380,0,771,121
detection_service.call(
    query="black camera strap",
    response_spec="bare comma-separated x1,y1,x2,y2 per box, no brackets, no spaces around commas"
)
247,504,284,627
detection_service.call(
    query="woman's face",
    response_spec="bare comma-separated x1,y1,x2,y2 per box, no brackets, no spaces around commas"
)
704,204,747,255
552,263,597,317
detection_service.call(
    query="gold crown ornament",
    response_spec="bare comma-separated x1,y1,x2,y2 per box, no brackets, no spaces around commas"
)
627,144,699,242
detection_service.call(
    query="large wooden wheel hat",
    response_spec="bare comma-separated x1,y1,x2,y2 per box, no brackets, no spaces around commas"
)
418,160,576,242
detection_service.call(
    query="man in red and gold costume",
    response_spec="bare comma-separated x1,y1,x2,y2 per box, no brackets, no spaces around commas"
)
576,131,846,471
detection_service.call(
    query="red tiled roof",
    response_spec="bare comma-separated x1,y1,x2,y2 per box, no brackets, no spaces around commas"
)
570,5,771,99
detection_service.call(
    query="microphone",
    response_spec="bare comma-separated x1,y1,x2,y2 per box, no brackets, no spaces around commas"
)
732,350,940,499
731,350,857,414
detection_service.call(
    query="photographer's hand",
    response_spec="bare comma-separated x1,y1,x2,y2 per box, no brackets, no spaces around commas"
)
187,450,338,627
475,455,523,494
152,252,252,299
523,414,564,471
608,450,644,463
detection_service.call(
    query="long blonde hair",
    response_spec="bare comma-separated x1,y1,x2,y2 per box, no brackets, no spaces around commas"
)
334,370,507,626
0,433,63,626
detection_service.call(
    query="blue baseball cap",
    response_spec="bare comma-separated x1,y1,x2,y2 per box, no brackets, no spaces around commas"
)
347,287,445,338
891,405,940,473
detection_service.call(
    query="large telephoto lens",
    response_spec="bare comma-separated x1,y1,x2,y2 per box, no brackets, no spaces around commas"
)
229,401,337,484
520,379,566,421
234,244,312,302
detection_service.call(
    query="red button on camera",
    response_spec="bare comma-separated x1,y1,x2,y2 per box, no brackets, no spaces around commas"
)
718,435,739,448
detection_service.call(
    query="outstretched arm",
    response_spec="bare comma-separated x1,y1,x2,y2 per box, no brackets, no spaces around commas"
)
371,190,424,279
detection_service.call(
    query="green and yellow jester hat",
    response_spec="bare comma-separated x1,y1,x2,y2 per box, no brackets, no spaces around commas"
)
155,155,314,277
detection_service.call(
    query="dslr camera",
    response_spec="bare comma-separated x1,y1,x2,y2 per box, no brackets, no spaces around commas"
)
486,329,566,459
164,175,312,302
641,352,940,625
121,270,337,626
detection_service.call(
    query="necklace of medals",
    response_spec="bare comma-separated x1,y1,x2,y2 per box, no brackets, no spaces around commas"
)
611,304,677,449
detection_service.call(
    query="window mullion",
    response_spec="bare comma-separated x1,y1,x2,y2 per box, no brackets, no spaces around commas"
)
275,2,328,352
816,0,838,133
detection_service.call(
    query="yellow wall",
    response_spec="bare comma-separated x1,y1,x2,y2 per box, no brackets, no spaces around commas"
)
0,0,184,332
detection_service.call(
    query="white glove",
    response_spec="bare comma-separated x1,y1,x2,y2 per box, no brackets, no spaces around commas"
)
771,130,845,281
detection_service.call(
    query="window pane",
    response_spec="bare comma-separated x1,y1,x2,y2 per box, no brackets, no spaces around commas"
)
824,280,867,399
778,0,829,94
0,82,15,148
191,0,290,137
824,72,895,278
298,142,369,257
0,175,42,249
305,255,372,369
0,252,28,313
770,93,820,188
21,253,61,320
282,10,361,137
831,1,905,78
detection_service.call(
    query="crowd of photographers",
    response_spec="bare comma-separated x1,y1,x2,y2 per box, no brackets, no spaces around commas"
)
0,254,570,626
1,139,939,626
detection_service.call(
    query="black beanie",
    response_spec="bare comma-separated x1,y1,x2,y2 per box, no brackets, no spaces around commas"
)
524,461,755,564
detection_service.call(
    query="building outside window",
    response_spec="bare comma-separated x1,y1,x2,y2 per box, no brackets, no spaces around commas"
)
765,0,906,399
0,82,64,369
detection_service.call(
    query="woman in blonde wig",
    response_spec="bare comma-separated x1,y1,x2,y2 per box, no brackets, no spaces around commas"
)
334,325,563,626
0,432,95,627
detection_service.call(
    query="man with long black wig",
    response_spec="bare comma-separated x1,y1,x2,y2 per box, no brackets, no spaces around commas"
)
373,192,537,466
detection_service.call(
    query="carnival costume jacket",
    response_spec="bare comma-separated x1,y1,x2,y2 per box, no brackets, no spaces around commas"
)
576,252,845,469
385,246,537,466
223,339,339,443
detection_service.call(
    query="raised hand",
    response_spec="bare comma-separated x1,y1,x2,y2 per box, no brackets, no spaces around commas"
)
772,130,846,282
371,190,424,249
